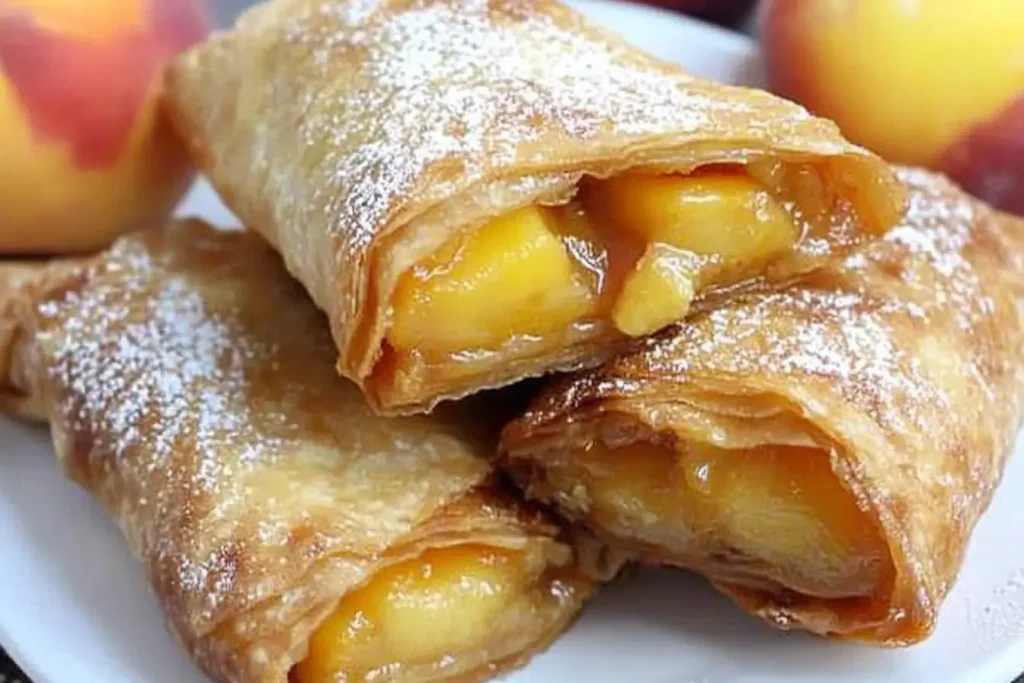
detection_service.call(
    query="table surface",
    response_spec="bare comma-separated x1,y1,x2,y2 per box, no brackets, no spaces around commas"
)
2,649,25,683
2,639,1023,683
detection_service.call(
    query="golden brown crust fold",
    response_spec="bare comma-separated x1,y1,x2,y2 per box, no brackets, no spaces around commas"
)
166,0,905,414
9,221,593,683
501,169,1024,645
0,258,85,421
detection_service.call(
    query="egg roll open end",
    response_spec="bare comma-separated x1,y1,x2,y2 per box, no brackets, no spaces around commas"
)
520,436,894,602
376,164,828,401
292,543,586,683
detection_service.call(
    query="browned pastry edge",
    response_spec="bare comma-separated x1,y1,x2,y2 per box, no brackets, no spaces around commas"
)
0,257,88,421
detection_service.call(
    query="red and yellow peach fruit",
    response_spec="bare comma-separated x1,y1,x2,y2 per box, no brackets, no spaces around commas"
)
0,0,208,253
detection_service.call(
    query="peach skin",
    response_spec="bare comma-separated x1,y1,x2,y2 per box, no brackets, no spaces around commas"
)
0,0,208,253
764,0,1024,214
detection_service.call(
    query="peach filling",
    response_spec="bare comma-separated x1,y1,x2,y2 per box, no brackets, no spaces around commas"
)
549,440,890,599
292,544,571,683
386,169,805,371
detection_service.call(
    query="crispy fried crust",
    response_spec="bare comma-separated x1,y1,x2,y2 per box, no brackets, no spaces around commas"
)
6,221,595,683
501,169,1024,645
165,0,904,414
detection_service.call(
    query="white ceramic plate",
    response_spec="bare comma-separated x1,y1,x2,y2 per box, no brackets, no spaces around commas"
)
2,2,1023,682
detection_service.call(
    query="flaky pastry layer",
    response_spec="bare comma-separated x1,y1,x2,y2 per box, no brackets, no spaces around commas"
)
166,0,904,414
502,169,1024,645
2,222,602,683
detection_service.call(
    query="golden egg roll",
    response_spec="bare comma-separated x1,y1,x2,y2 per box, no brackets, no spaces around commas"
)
165,0,905,415
501,169,1024,645
5,221,601,683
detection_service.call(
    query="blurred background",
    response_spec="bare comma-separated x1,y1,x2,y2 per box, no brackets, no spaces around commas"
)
0,0,1018,255
209,0,1023,218
216,0,253,25
212,0,758,27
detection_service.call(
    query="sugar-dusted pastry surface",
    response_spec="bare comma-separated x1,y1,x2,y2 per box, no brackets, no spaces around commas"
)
0,258,83,420
167,0,905,413
17,221,591,683
502,168,1024,645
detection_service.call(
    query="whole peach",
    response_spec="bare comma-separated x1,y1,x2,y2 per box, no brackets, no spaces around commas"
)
0,0,208,253
763,0,1024,214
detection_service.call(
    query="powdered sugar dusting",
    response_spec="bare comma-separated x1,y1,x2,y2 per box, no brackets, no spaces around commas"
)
967,568,1024,652
648,285,945,435
38,242,282,484
853,167,989,332
29,226,503,636
283,0,743,246
34,236,287,622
